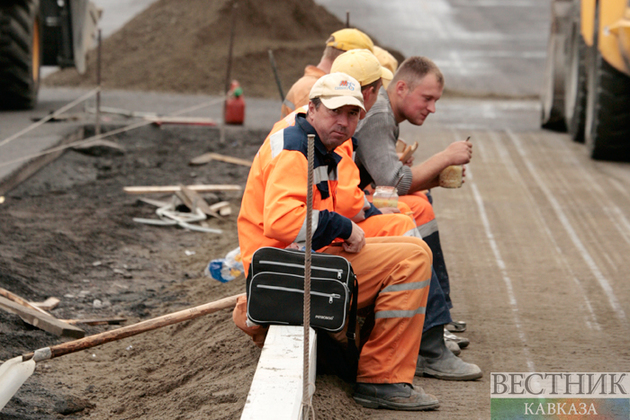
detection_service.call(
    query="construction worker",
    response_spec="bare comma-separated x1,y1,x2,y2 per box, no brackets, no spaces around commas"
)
354,56,477,380
234,73,439,411
280,28,374,118
270,48,481,381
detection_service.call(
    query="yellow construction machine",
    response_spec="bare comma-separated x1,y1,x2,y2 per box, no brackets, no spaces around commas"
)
541,0,630,161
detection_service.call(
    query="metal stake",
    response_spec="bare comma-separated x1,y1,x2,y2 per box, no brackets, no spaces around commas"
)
221,1,238,144
95,28,102,136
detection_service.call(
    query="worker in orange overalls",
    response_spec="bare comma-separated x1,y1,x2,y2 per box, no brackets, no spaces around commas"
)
235,73,439,411
280,28,374,118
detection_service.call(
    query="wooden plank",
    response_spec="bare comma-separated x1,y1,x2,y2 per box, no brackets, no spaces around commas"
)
144,116,217,126
189,152,252,167
123,184,242,194
0,296,85,338
241,326,317,420
29,297,61,311
0,287,51,316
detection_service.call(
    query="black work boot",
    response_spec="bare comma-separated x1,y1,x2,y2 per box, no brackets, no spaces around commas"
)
416,325,482,381
353,383,439,411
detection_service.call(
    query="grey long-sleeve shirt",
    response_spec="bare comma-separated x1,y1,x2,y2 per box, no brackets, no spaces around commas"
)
354,87,413,195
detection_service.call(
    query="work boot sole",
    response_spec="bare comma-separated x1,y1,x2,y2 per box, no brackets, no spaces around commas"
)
421,367,483,381
353,395,439,411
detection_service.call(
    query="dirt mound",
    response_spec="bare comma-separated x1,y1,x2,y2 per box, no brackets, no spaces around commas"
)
43,0,347,98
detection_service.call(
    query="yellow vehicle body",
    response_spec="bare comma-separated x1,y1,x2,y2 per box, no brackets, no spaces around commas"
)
581,0,630,76
541,0,630,161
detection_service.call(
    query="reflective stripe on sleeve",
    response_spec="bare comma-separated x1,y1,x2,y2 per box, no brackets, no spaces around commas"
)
375,306,427,319
283,98,296,112
270,130,284,159
295,210,320,243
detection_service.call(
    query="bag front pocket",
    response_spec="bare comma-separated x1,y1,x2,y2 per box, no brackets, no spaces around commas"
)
247,271,349,332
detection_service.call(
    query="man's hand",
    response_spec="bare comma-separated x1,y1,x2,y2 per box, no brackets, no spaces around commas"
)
444,140,473,165
378,207,401,215
343,221,366,253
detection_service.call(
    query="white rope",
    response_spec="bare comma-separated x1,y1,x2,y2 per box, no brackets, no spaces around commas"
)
0,88,100,149
0,97,224,170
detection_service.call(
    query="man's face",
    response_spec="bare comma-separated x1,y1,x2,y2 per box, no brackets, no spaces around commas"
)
400,73,443,126
308,102,361,151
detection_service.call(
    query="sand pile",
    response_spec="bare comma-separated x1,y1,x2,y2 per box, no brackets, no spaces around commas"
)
44,0,352,98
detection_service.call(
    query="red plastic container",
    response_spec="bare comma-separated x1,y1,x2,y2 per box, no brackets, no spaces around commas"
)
224,80,245,125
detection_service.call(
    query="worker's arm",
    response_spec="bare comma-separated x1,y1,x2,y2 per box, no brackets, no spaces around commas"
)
355,109,414,194
263,150,353,250
408,140,472,193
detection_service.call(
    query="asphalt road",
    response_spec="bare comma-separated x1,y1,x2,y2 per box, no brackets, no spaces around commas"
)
315,0,549,97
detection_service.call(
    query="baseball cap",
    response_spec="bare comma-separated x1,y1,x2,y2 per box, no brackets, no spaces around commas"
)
309,73,366,112
373,46,399,74
330,49,393,86
326,28,374,52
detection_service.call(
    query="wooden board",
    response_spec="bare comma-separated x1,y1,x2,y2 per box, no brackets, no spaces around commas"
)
144,116,217,126
61,317,127,326
123,184,242,194
0,296,85,338
189,152,252,167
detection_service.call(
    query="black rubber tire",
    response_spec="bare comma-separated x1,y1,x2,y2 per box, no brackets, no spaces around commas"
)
585,3,630,161
0,0,41,110
540,28,568,132
563,1,587,143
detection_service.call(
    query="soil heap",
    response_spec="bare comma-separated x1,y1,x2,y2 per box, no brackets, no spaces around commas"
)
44,0,377,98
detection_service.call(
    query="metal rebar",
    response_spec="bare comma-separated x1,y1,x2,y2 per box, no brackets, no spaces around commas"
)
302,133,315,419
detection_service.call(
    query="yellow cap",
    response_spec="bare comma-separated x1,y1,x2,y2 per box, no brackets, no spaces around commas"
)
326,28,374,52
309,73,366,112
331,49,393,86
373,46,398,74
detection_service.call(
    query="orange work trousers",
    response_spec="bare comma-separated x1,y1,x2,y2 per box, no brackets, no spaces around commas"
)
233,235,432,384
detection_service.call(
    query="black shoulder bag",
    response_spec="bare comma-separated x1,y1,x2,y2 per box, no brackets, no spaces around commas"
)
246,246,359,383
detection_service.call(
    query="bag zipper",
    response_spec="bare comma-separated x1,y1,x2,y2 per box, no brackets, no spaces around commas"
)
258,259,344,279
256,284,341,304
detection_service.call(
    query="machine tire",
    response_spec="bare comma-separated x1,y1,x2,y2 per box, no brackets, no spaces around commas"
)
0,0,41,110
563,1,587,143
585,3,630,161
541,29,568,131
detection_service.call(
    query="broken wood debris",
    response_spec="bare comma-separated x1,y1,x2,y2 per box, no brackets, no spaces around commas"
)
124,184,242,194
189,152,252,167
29,297,61,311
0,296,85,338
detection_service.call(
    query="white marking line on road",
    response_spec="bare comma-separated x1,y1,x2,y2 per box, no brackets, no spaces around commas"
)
488,131,601,331
469,174,535,372
507,130,627,323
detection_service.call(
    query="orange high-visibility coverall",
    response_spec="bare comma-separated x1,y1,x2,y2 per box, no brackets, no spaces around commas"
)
270,108,419,236
235,114,432,384
280,65,326,118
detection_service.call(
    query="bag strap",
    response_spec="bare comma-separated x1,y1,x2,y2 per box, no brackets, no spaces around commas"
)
345,271,359,373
